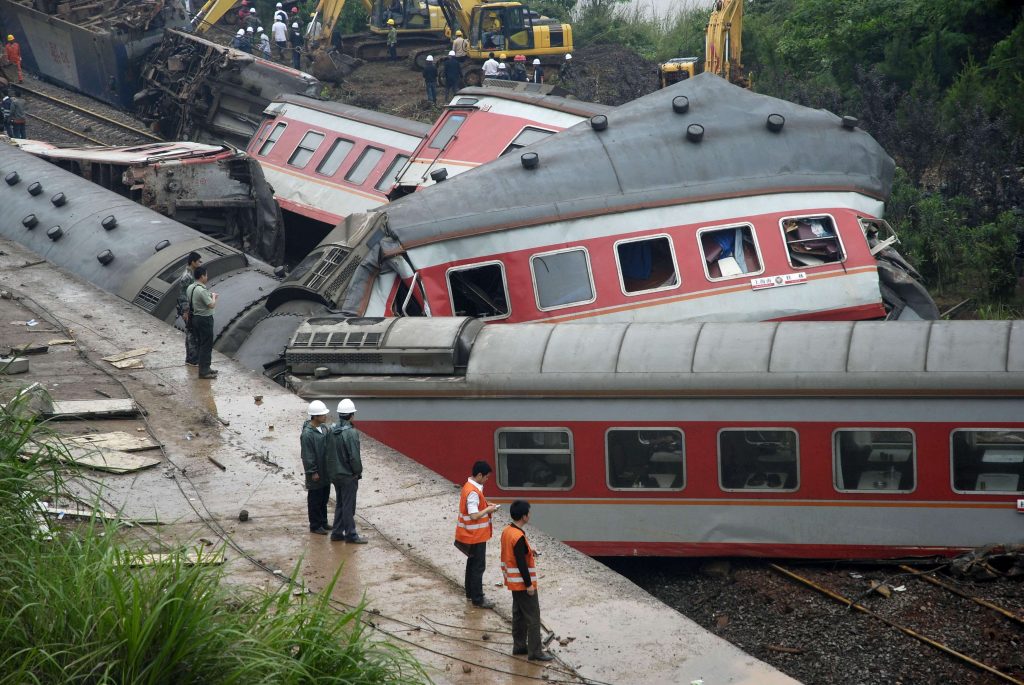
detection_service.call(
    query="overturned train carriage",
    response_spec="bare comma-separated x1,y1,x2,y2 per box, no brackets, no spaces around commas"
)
303,74,937,325
291,316,1024,559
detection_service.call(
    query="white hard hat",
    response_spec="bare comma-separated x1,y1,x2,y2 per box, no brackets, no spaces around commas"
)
292,21,299,27
337,398,357,414
249,7,255,12
246,26,254,32
532,58,540,65
426,55,434,61
565,53,572,60
276,2,282,7
257,26,264,31
448,50,455,56
308,400,329,416
498,62,506,68
236,29,244,35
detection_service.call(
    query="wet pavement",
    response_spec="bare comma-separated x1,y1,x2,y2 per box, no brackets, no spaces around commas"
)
0,236,799,684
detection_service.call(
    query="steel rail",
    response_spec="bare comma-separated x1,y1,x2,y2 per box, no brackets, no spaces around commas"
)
898,564,1024,628
770,563,1024,685
19,84,163,142
25,112,109,146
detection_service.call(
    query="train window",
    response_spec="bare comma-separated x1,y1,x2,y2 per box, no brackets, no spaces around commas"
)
447,262,510,319
951,430,1024,493
530,248,596,311
614,235,680,295
316,138,355,177
718,429,798,491
495,429,574,490
345,147,385,184
374,154,410,192
781,215,844,267
697,224,763,281
606,429,684,490
157,255,192,284
428,114,466,150
501,127,554,156
257,122,286,156
288,131,326,168
833,429,915,492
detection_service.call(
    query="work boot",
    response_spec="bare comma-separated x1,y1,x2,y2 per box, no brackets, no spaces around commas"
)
472,598,494,609
346,535,368,544
199,369,218,379
528,652,554,662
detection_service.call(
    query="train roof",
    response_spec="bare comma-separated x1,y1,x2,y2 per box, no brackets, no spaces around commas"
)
450,87,613,118
269,94,432,138
295,319,1024,397
379,74,895,250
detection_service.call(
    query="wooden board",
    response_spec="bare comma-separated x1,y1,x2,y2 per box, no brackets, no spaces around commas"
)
62,431,160,452
47,399,140,420
126,548,225,567
63,446,161,473
102,348,153,363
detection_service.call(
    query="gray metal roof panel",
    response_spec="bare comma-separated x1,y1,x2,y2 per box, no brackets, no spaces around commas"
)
467,324,552,375
769,321,854,373
541,323,627,373
382,74,895,248
692,322,777,373
616,322,702,373
453,87,614,118
1009,321,1024,372
926,320,1012,372
385,316,471,348
274,93,431,138
846,322,930,372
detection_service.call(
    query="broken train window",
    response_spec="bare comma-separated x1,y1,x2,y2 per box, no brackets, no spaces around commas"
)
316,137,355,177
615,235,679,295
288,131,326,168
833,429,915,492
530,247,596,311
501,127,554,156
698,224,762,280
781,214,844,267
447,261,510,319
257,122,286,156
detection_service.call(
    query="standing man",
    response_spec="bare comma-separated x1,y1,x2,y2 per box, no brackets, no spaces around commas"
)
451,30,468,63
327,398,368,544
8,88,26,140
5,35,22,84
456,461,500,609
273,2,287,23
501,500,554,661
443,50,462,100
301,400,331,535
531,58,544,83
1,90,12,138
385,18,398,61
176,251,202,368
559,52,575,82
272,17,289,60
289,21,304,69
246,7,260,32
482,52,498,80
231,28,246,50
422,54,437,104
258,30,272,60
185,265,218,379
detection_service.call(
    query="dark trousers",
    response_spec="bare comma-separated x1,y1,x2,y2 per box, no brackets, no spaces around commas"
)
184,319,198,365
387,43,397,60
511,589,543,656
193,314,214,374
11,121,25,138
276,40,287,59
425,80,436,103
307,485,330,531
330,475,359,539
445,76,461,101
464,542,486,602
291,47,301,69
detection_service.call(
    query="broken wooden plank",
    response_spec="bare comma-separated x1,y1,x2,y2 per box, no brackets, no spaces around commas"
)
110,358,145,369
8,341,49,355
46,399,140,420
102,348,153,363
124,547,225,567
62,431,160,452
63,446,162,473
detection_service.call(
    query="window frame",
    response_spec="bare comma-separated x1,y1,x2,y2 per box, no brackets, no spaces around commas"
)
287,129,326,169
717,427,800,493
778,213,846,269
950,428,1024,495
604,427,685,492
257,122,286,157
374,154,410,192
831,427,917,494
427,113,467,150
494,427,574,491
613,233,682,297
445,260,512,321
344,145,386,185
315,136,356,177
500,125,556,156
529,246,597,312
696,222,765,282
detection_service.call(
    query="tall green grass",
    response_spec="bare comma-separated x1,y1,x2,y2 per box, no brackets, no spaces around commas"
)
0,396,428,685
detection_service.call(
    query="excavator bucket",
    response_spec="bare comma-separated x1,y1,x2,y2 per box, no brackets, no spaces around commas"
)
310,50,362,82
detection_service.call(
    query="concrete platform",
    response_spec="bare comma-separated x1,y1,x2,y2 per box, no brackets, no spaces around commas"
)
0,237,799,685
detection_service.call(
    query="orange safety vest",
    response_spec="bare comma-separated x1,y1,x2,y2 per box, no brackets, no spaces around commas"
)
500,524,537,591
5,42,20,64
455,480,491,544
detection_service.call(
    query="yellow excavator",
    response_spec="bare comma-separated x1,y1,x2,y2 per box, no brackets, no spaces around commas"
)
658,0,748,89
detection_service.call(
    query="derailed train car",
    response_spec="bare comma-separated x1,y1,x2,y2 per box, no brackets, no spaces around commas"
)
290,74,937,326
288,316,1024,559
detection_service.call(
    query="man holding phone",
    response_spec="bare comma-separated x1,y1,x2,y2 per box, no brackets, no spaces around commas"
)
455,460,500,608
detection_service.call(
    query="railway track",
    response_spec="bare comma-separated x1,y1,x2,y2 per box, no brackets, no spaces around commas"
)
18,82,162,147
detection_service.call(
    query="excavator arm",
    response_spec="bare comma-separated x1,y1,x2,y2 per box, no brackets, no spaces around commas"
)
191,0,241,33
312,0,374,37
704,0,745,86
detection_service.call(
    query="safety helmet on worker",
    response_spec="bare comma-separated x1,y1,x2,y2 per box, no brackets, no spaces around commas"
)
498,52,506,59
246,26,254,32
448,50,455,56
532,58,540,65
455,30,462,36
275,2,282,7
291,6,298,12
565,53,572,60
308,400,329,416
236,29,244,35
249,7,255,12
6,34,14,42
387,18,395,24
337,398,357,415
426,55,434,61
514,54,525,61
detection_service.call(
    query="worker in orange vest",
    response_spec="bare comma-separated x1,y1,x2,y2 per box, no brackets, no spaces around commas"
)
5,35,23,83
500,500,554,661
455,460,500,609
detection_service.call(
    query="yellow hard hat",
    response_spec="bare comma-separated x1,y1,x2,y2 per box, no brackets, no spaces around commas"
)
387,18,395,24
499,52,506,59
455,30,462,36
6,35,13,42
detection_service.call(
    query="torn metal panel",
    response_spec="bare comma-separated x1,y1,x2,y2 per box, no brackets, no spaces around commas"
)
18,140,286,265
134,29,320,148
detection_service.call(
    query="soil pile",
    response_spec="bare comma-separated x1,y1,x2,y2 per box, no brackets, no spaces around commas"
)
551,44,659,106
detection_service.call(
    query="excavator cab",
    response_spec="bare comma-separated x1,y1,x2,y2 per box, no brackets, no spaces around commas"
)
369,0,441,33
471,4,535,52
658,57,698,88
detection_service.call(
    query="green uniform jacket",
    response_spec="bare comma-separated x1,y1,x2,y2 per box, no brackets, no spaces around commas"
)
325,420,362,481
300,420,329,490
387,27,397,46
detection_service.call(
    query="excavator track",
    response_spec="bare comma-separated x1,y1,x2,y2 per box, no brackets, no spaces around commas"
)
343,33,448,64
